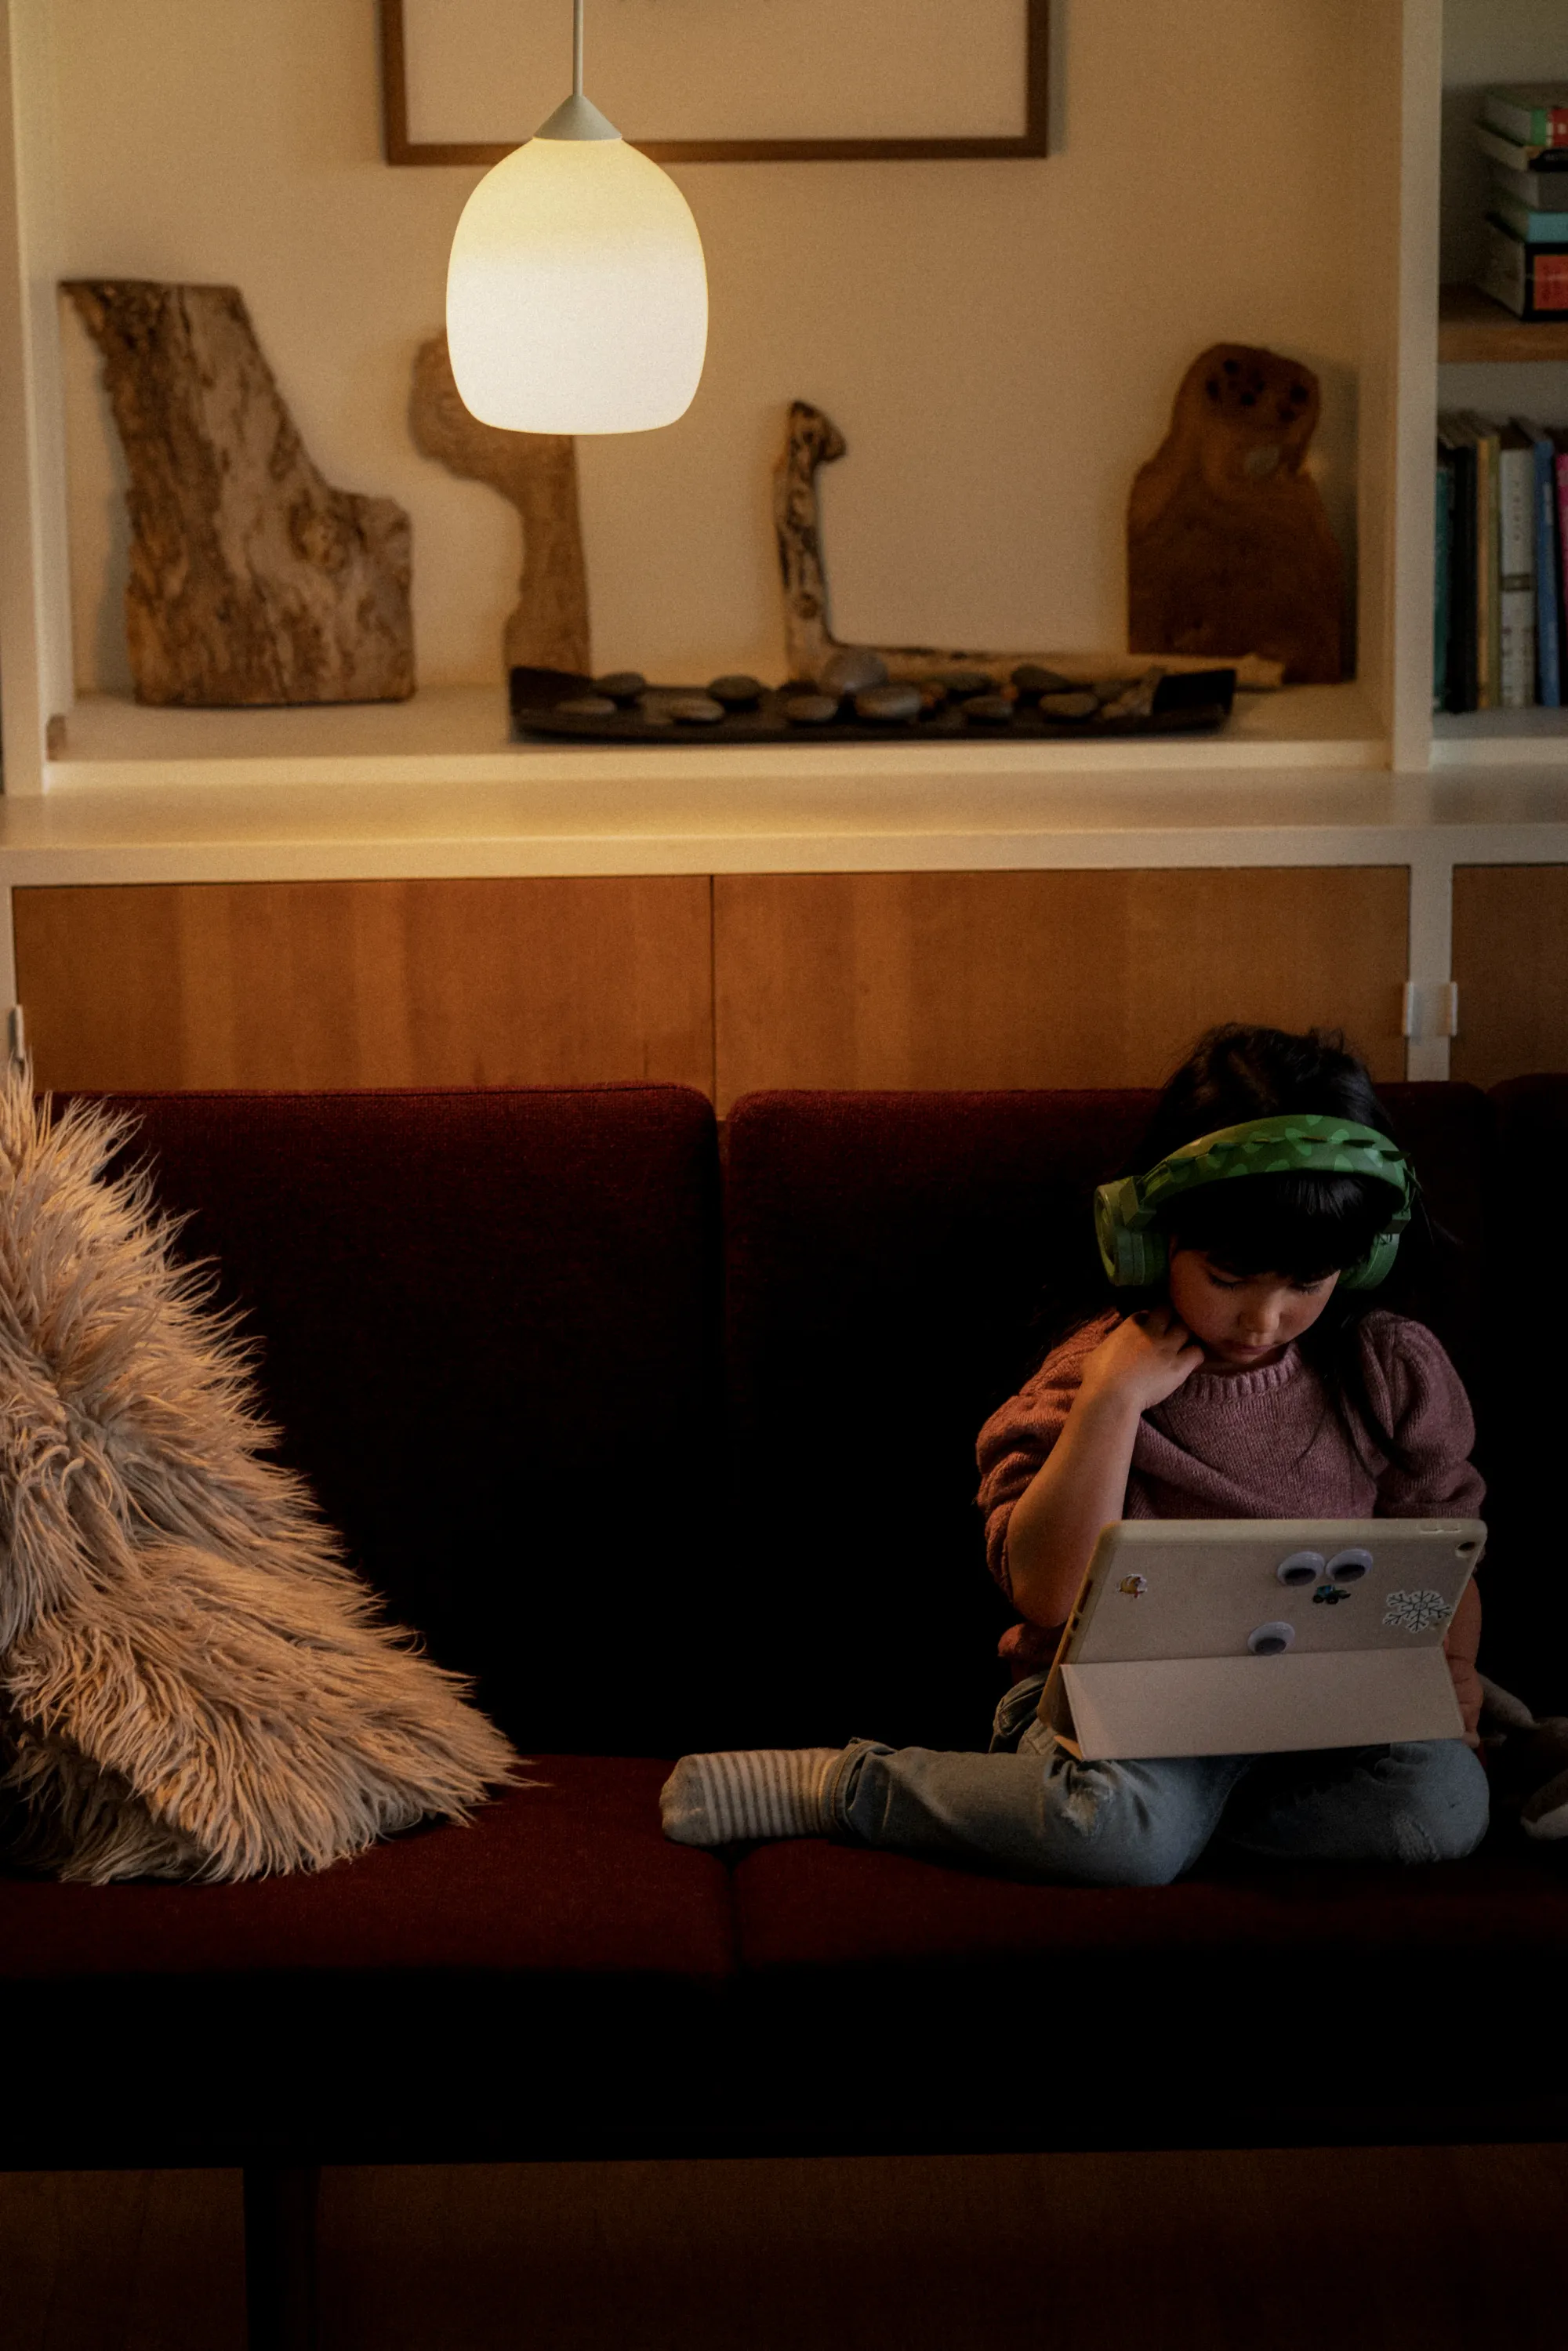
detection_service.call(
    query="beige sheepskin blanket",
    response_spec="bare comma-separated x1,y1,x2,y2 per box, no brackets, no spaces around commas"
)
0,1072,517,1882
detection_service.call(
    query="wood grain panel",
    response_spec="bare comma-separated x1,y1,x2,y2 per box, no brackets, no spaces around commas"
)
713,869,1408,1107
13,877,715,1094
12,2143,1568,2351
1452,866,1568,1090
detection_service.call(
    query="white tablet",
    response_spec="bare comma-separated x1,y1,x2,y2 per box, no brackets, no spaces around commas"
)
1036,1517,1485,1761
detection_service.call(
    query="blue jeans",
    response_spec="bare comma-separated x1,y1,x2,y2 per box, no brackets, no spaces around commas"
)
827,1673,1490,1886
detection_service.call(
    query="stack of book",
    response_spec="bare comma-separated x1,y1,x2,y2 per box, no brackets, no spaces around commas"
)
1434,417,1566,713
1475,87,1568,320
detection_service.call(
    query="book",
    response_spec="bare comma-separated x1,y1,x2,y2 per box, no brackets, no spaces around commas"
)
1497,423,1537,709
1518,422,1564,707
1490,190,1568,242
1436,415,1478,713
1483,87,1568,151
1460,413,1501,708
1480,217,1568,319
1475,123,1568,180
1434,447,1453,714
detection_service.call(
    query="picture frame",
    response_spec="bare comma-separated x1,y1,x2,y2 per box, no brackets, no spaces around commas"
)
380,0,1049,165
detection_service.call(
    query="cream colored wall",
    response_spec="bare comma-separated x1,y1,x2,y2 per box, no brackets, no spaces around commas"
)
56,0,1374,695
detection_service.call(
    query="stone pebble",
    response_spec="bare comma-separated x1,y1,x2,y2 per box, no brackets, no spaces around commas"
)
963,694,1015,724
782,694,840,725
1038,690,1100,720
665,694,727,724
855,683,923,723
593,671,647,702
935,669,995,698
818,647,888,698
556,695,619,717
1011,664,1076,697
707,673,764,707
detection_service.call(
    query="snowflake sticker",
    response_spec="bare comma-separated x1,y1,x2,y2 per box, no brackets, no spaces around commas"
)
1382,1588,1451,1634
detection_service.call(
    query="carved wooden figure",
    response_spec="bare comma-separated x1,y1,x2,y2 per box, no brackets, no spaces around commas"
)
1127,345,1345,684
410,334,590,677
66,280,414,706
774,400,1283,691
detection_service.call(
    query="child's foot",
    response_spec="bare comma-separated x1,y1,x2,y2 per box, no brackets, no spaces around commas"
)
660,1747,842,1845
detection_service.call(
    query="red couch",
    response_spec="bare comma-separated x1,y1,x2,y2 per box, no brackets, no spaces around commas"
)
3,1081,1565,2320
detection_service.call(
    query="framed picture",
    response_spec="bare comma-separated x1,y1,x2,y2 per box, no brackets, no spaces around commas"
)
381,0,1049,165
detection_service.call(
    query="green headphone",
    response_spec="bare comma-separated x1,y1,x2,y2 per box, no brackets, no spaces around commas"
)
1093,1115,1415,1292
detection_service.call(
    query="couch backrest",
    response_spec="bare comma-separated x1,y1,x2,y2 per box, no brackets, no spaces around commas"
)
103,1087,724,1755
720,1084,1501,1749
100,1078,1544,1758
1479,1076,1566,1712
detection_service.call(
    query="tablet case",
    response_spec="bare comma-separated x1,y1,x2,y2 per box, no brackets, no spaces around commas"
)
1037,1518,1484,1760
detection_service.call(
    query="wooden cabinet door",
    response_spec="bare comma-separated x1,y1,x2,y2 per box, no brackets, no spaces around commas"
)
713,868,1408,1108
13,876,715,1093
1452,866,1568,1090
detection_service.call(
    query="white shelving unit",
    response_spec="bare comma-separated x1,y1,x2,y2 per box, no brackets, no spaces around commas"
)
0,0,1440,799
1427,0,1568,770
0,0,1564,1086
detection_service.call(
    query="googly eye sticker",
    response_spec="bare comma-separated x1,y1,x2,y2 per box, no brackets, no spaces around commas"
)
1382,1588,1451,1634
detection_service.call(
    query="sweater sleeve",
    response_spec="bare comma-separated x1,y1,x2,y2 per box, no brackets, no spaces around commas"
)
975,1313,1116,1596
1357,1312,1485,1519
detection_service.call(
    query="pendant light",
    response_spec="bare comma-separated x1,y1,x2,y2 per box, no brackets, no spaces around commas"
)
445,0,708,435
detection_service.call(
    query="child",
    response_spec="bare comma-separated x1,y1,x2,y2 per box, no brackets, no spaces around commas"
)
662,1025,1490,1885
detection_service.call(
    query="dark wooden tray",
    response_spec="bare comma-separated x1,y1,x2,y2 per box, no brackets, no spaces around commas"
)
510,666,1237,746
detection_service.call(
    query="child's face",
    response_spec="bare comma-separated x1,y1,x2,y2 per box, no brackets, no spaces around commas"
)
1166,1247,1338,1370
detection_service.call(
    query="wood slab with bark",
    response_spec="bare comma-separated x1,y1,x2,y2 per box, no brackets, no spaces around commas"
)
66,280,414,706
774,400,1283,691
1127,345,1345,684
410,334,590,677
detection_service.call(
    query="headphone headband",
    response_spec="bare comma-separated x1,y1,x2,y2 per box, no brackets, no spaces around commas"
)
1094,1114,1414,1291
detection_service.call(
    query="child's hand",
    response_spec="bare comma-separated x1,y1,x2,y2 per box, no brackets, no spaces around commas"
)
1076,1307,1206,1418
1445,1645,1485,1747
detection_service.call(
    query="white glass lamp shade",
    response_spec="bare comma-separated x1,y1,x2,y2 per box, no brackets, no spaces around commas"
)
447,125,708,436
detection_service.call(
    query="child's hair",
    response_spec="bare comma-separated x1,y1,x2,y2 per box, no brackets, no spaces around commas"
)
1049,1025,1432,1470
1131,1024,1403,1283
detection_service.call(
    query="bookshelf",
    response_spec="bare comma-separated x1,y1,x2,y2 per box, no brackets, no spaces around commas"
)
1428,0,1568,771
1438,287,1568,366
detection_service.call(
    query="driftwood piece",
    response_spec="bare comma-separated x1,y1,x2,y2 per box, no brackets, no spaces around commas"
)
410,333,590,677
773,401,1284,693
1127,345,1345,685
65,280,413,706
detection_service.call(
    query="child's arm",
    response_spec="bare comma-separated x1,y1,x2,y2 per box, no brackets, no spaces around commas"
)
1444,1578,1483,1746
1004,1308,1204,1629
1359,1317,1486,1746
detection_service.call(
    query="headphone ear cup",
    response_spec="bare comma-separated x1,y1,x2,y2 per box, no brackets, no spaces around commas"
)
1338,1229,1400,1292
1094,1180,1167,1288
1117,1225,1168,1289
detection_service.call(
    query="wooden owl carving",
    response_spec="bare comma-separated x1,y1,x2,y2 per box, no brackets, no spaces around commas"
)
1127,344,1345,684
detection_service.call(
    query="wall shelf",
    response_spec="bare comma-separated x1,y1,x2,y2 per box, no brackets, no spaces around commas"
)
1437,285,1568,365
1432,707,1568,767
37,683,1391,793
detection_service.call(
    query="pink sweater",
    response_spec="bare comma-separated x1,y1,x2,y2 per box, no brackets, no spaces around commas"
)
976,1309,1483,1674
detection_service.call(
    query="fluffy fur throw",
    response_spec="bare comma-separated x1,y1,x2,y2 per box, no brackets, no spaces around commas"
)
0,1073,517,1882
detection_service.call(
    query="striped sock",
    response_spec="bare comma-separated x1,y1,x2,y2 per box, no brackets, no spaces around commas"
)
660,1748,842,1845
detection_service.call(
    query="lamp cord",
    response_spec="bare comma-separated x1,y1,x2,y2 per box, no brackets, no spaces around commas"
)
573,0,583,96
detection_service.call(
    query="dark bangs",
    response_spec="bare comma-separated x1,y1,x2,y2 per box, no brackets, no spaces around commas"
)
1162,1170,1394,1283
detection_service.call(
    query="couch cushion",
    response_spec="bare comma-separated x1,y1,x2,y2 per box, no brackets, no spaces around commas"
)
720,1087,1494,1753
0,1758,730,1981
728,1834,1568,2146
0,1757,735,2166
85,1087,725,1754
